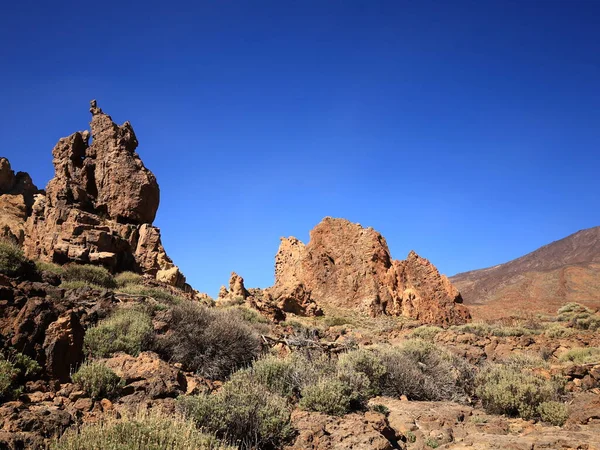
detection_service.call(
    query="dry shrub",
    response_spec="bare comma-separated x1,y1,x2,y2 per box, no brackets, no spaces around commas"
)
178,371,293,450
156,301,261,380
50,409,233,450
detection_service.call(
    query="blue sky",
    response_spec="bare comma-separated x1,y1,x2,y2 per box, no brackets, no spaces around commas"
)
1,1,599,296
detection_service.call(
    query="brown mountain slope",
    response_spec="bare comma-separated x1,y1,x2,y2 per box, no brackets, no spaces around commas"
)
450,226,600,319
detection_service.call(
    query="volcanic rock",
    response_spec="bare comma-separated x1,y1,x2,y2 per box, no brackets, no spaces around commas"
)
21,101,185,287
0,158,39,244
268,217,470,326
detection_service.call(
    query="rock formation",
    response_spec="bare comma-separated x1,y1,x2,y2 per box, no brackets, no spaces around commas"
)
268,217,470,326
18,101,185,287
0,158,39,244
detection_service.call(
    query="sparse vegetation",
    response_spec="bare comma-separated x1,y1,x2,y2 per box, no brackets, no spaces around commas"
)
544,324,575,338
156,301,261,379
0,240,30,277
50,410,233,450
178,371,293,450
62,264,116,289
72,362,122,399
84,308,153,357
556,303,600,331
537,401,569,426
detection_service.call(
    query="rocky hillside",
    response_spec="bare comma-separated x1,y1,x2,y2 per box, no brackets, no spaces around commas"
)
220,217,470,326
451,227,600,319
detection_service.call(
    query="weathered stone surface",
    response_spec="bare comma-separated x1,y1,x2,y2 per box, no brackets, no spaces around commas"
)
0,158,39,244
21,101,185,287
285,410,400,450
218,272,249,301
269,217,470,326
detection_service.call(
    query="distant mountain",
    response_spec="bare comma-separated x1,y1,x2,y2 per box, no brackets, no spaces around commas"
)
450,227,600,319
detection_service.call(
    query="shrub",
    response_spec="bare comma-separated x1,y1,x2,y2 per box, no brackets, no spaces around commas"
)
72,362,121,399
299,377,355,416
378,340,474,401
475,362,564,420
0,241,30,277
156,302,261,379
35,260,65,276
50,410,233,450
178,372,293,450
115,271,144,288
0,360,19,399
544,324,575,339
503,353,549,370
450,323,492,336
84,308,153,357
10,351,41,379
62,264,116,289
537,401,569,426
410,325,443,340
491,326,529,337
557,303,600,330
337,348,386,397
558,347,600,364
370,403,390,416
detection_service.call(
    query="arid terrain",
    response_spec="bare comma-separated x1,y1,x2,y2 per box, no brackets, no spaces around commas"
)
452,227,600,320
0,103,598,450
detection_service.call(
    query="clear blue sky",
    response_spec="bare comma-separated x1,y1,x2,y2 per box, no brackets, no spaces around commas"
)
1,1,599,296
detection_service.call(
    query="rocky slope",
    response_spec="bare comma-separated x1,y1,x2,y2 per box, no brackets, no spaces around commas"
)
1,101,186,288
451,226,600,319
222,218,470,326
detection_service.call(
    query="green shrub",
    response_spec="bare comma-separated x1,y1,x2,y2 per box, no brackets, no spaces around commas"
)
558,347,600,364
0,360,19,399
450,322,492,336
503,353,549,370
229,306,269,324
72,362,121,399
544,324,575,339
35,260,65,276
84,308,153,357
178,372,293,450
115,271,144,288
337,348,386,397
299,377,355,416
410,325,443,340
370,403,390,416
63,264,116,289
10,351,41,379
475,363,564,420
491,326,529,337
156,302,261,379
425,438,440,448
537,401,569,426
0,241,29,277
50,410,233,450
557,303,600,330
377,340,474,401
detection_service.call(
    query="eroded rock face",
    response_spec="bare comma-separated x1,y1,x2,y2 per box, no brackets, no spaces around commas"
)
21,101,185,287
270,217,470,326
0,158,39,244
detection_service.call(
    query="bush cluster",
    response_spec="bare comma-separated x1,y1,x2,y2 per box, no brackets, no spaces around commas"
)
119,284,185,304
0,351,41,399
156,302,261,380
0,360,19,399
409,325,443,340
178,371,293,450
115,271,144,288
51,410,234,450
72,362,122,399
558,347,600,364
475,357,566,421
62,264,116,289
84,308,154,358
